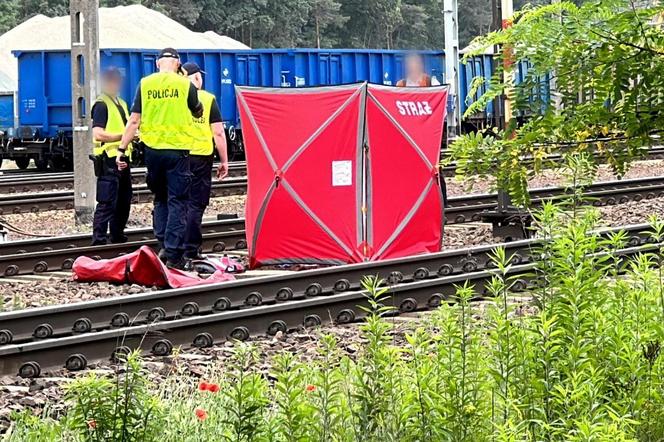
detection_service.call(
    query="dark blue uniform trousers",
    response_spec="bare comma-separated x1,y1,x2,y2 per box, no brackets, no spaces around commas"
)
184,155,213,258
145,147,192,262
92,155,133,244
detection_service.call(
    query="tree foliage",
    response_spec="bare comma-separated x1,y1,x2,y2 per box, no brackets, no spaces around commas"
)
0,0,537,48
0,0,19,34
451,0,664,204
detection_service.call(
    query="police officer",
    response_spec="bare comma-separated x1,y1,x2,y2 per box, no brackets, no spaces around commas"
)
91,67,133,245
181,61,229,260
117,48,203,269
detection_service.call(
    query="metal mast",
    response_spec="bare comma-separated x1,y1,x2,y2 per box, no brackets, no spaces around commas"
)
500,0,514,123
443,0,460,137
482,0,531,240
70,0,100,225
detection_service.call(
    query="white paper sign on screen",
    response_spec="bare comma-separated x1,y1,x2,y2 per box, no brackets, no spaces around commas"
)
332,160,352,187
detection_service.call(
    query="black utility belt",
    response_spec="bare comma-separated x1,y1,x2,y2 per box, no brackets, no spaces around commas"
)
146,146,190,156
147,147,189,157
89,153,112,177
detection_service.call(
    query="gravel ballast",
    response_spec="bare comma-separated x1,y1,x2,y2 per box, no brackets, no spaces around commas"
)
1,278,156,312
4,159,664,240
2,195,246,241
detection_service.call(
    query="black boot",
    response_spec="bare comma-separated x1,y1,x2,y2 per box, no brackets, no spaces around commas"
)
166,257,188,271
110,234,129,244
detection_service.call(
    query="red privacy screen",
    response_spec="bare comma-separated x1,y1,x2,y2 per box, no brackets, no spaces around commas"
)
237,83,448,268
365,84,448,260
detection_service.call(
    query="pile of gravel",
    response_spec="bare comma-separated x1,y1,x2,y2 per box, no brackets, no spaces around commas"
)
0,4,248,93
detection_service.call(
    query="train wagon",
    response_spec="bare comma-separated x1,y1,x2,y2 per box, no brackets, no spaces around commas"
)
458,52,496,131
3,48,447,170
457,53,551,133
0,93,13,159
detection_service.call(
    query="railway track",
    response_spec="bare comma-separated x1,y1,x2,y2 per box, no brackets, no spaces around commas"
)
0,218,247,277
0,162,248,194
1,175,664,277
2,173,664,217
0,222,655,378
0,176,248,214
444,175,664,225
2,146,664,194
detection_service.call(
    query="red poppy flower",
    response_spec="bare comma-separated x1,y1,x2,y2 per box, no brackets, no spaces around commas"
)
198,381,209,391
306,384,316,392
195,408,208,421
207,383,220,393
87,419,97,429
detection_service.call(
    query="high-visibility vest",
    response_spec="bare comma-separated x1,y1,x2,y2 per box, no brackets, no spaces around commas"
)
188,90,216,156
396,74,432,87
92,94,131,158
139,72,193,150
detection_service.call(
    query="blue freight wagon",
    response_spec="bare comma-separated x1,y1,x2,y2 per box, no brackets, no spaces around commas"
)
4,48,447,170
458,52,496,131
457,53,551,132
0,93,14,168
0,94,13,130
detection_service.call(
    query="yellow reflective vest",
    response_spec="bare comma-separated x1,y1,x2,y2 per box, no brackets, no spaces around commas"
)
188,89,216,156
139,72,193,150
92,94,131,158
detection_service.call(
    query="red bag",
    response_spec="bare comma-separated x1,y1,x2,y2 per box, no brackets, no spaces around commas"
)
72,246,235,288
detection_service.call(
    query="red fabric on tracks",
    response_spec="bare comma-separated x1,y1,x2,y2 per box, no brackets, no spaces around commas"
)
72,246,235,288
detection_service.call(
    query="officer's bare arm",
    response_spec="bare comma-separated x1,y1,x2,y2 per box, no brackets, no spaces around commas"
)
211,122,228,163
92,127,122,143
212,122,228,179
118,113,141,152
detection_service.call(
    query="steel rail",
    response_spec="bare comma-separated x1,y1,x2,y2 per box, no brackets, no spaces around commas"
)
444,175,664,224
0,238,655,378
0,222,654,363
0,230,247,278
438,146,664,177
0,162,248,194
3,144,664,193
0,218,244,256
0,266,524,378
0,176,248,214
0,218,245,278
0,218,245,277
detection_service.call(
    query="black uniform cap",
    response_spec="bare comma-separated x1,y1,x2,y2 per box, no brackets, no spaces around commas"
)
182,62,206,76
158,48,180,60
